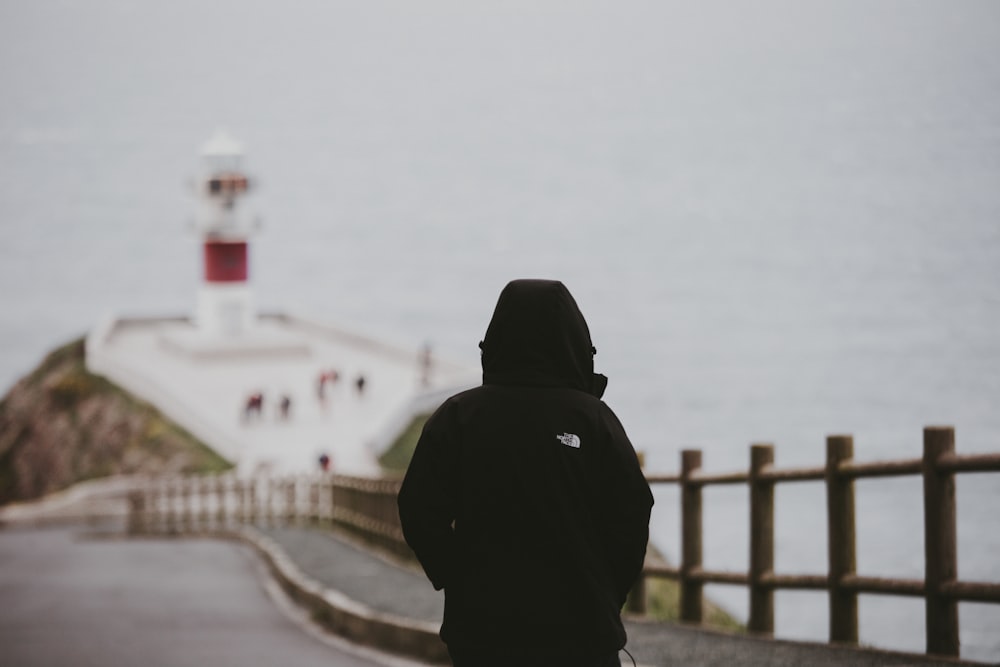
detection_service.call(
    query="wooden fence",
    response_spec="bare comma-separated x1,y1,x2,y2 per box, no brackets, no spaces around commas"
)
638,426,1000,659
129,472,407,558
129,425,999,660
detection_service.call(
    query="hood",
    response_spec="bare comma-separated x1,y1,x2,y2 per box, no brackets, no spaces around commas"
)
480,279,608,398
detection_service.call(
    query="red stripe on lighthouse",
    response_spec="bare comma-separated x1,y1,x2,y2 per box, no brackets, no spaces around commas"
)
204,241,248,282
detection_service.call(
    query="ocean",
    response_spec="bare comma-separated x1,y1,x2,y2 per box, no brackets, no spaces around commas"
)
1,0,998,659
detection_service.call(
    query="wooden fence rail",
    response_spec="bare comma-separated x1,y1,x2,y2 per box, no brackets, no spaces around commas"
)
637,425,1000,660
129,424,999,660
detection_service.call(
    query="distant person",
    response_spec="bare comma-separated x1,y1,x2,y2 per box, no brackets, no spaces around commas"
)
419,342,434,387
316,372,328,402
317,369,341,404
354,373,366,396
279,394,292,420
318,453,330,473
243,391,264,422
398,279,653,666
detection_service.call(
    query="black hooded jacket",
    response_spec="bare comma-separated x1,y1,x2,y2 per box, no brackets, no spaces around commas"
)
397,280,654,658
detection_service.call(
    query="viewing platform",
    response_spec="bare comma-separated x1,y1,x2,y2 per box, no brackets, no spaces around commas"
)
84,312,477,478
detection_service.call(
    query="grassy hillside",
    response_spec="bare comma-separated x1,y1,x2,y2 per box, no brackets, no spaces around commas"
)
378,414,429,474
0,338,231,505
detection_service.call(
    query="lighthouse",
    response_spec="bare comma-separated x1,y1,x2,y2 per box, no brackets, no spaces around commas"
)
194,129,257,337
157,129,308,358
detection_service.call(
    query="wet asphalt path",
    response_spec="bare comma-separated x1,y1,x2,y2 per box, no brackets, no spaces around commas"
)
257,525,985,667
0,524,421,667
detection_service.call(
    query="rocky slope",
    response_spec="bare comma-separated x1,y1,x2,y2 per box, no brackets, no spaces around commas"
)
0,338,231,506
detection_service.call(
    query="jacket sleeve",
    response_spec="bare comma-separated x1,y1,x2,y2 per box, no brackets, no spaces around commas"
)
596,404,654,607
397,405,459,591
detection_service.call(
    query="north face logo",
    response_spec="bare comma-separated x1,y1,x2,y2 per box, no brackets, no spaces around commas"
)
556,433,581,449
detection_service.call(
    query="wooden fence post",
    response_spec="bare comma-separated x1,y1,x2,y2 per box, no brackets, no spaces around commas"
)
626,451,648,615
923,426,959,657
680,449,704,624
285,477,297,524
127,490,146,535
309,478,320,523
826,434,858,644
330,477,342,529
235,480,245,524
749,443,775,635
322,476,333,523
265,478,276,526
180,477,193,532
625,571,647,615
165,478,178,534
145,481,157,534
147,477,167,533
199,476,210,529
248,478,258,524
215,475,227,529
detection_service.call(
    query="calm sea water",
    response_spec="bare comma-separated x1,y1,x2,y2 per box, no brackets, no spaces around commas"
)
2,0,998,658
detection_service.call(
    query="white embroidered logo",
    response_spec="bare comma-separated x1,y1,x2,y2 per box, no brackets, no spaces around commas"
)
556,433,581,449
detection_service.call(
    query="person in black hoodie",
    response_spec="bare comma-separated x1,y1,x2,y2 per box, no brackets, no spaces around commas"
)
398,279,653,667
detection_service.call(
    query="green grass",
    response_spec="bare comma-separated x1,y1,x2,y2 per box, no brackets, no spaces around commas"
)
642,575,744,632
378,414,429,474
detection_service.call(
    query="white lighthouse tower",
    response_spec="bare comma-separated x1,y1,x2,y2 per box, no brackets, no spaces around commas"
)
159,130,308,358
194,129,256,337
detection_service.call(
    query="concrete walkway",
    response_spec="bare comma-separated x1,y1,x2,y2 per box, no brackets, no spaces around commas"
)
0,489,991,666
254,524,988,667
0,523,423,667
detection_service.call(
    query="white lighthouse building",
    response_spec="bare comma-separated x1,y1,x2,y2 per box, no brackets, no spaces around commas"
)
156,129,307,357
195,129,256,337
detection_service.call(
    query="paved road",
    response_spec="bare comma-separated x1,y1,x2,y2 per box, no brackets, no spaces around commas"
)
3,522,991,667
0,524,425,667
258,525,990,667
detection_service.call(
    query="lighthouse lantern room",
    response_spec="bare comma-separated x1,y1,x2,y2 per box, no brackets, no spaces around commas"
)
194,129,257,337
